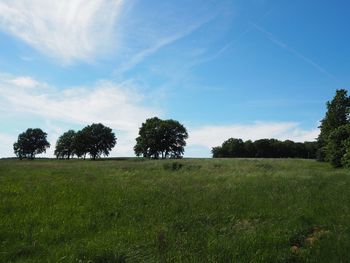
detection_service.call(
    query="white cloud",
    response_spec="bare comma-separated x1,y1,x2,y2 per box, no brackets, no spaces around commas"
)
188,122,319,149
0,73,160,157
8,76,40,88
0,133,15,158
0,0,124,63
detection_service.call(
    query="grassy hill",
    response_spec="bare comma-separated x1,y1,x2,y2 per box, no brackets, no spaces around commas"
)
0,158,349,262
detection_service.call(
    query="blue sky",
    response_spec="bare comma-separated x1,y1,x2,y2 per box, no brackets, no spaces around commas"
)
0,0,349,157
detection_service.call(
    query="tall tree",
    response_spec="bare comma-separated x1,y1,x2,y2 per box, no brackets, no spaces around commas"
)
81,123,117,160
134,117,188,159
13,128,50,159
317,89,350,161
54,130,76,160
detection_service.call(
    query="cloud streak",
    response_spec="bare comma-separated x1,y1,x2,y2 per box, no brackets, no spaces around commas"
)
0,0,124,63
251,23,340,83
114,0,227,74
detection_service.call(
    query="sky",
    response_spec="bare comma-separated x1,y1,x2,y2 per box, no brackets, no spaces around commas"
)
0,0,349,158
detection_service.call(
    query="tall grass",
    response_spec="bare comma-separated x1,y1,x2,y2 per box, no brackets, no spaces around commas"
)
0,158,349,262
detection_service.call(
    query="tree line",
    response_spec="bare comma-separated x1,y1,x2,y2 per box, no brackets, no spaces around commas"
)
212,138,317,159
13,117,188,160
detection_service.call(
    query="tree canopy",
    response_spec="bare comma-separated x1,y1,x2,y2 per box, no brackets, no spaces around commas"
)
81,123,117,160
212,138,317,159
54,130,76,159
326,124,350,167
53,124,117,160
134,117,188,159
315,89,350,167
317,89,350,161
13,128,50,159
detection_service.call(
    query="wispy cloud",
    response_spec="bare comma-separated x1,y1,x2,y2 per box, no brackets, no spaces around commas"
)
114,0,228,74
116,22,210,74
8,76,41,88
0,0,124,63
188,122,319,150
1,74,160,132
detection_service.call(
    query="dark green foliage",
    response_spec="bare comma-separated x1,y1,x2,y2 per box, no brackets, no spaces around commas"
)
222,138,245,157
1,158,350,262
326,124,350,167
134,117,188,159
73,129,89,159
341,140,350,168
54,130,76,159
81,123,117,160
212,138,317,159
13,128,50,159
244,140,256,158
254,139,278,158
317,89,350,161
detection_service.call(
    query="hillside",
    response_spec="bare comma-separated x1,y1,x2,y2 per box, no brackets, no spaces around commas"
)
0,159,349,262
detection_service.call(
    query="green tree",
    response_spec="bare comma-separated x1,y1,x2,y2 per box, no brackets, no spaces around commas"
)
211,146,224,158
317,89,350,161
221,138,245,157
81,123,117,160
243,140,256,157
13,128,50,159
134,117,188,159
341,140,350,168
326,124,350,167
54,130,76,159
73,130,89,159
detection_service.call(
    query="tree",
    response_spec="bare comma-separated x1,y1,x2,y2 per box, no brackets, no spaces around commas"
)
81,123,117,160
54,130,76,159
244,140,256,157
73,130,89,159
212,146,224,158
254,139,275,158
317,89,350,161
13,128,50,159
326,124,350,167
341,140,350,168
134,117,188,159
222,138,245,157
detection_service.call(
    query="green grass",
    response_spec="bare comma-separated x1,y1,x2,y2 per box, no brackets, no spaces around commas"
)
0,158,350,262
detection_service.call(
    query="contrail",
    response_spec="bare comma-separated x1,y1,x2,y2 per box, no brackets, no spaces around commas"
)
213,9,275,59
251,23,341,83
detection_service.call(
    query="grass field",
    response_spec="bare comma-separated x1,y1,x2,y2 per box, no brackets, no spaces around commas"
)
0,158,350,262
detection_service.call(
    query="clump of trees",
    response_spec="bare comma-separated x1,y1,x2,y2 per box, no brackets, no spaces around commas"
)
317,89,350,167
55,123,116,160
13,128,50,159
13,123,116,160
134,117,188,159
212,138,317,159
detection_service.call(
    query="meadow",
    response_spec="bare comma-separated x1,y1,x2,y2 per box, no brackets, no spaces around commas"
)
0,158,350,262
